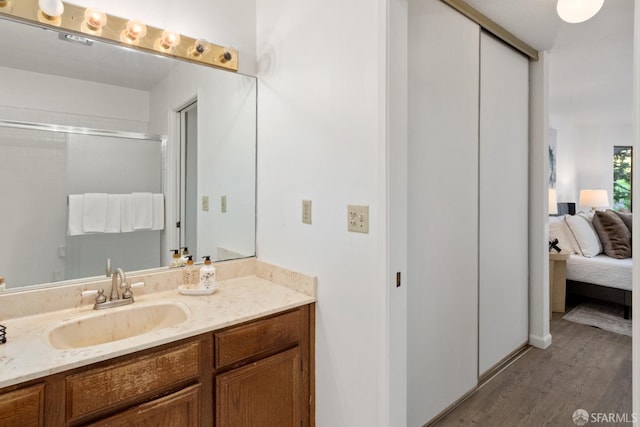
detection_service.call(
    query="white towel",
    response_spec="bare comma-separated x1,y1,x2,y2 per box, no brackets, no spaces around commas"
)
120,194,134,232
105,194,121,233
68,194,84,236
133,192,153,230
83,193,108,233
152,193,165,230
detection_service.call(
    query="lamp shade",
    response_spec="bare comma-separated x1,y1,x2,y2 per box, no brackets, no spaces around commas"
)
548,189,558,215
578,189,609,209
556,0,604,24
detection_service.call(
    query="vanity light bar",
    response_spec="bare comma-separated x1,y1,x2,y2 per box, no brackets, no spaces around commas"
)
0,0,239,72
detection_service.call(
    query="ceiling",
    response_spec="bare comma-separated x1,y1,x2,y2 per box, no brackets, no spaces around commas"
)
465,0,634,127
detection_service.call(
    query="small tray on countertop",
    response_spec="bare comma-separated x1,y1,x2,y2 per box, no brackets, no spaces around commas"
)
178,285,216,296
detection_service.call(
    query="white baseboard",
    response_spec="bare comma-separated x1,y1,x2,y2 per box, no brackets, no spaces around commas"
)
529,332,552,349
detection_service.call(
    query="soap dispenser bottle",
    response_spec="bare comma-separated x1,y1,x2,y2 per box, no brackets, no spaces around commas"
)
170,249,181,268
181,247,190,263
182,256,196,288
199,256,216,290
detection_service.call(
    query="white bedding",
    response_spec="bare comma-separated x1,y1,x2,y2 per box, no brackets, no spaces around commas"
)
566,254,632,292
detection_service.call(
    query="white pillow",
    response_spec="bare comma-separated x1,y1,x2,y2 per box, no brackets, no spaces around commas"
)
548,216,578,254
564,214,602,257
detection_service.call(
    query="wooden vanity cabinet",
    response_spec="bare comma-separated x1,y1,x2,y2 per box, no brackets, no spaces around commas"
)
0,383,45,426
0,303,314,427
213,306,312,427
64,339,209,426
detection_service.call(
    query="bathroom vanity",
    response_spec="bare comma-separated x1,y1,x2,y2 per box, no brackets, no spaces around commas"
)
0,259,316,426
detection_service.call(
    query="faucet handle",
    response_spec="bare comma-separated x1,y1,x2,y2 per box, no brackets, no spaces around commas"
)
122,281,144,300
81,288,107,305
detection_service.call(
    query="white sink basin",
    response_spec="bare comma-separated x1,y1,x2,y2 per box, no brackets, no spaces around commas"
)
48,302,190,350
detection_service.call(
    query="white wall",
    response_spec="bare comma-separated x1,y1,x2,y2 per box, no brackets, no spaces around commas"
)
551,117,633,208
148,61,257,265
0,66,149,129
529,52,552,350
256,0,389,425
69,0,257,75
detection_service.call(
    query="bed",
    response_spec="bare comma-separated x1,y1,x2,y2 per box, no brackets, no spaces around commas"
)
549,210,632,319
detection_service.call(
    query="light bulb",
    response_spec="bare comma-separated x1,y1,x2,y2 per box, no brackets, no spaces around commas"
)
121,19,147,44
556,0,604,24
82,9,107,33
38,0,63,18
219,49,233,63
158,30,181,50
0,0,12,13
191,39,210,57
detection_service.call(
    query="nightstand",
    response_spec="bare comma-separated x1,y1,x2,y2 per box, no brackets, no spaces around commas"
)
549,251,571,314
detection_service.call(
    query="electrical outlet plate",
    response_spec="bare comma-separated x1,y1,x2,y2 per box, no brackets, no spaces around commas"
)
302,200,312,224
202,196,209,212
348,204,369,233
221,195,227,213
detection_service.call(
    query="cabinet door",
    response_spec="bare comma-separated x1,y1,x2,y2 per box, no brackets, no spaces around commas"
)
216,347,302,427
0,384,45,427
87,384,200,427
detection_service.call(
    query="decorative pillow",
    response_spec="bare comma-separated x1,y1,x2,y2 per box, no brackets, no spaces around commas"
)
592,210,631,259
548,216,578,254
613,210,632,234
564,214,602,257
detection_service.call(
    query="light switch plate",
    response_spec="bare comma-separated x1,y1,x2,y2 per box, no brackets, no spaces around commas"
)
221,195,227,213
302,200,312,224
202,196,209,212
348,204,369,233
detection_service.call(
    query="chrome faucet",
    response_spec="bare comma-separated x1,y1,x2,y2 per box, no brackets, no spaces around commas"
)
83,267,144,310
110,268,129,301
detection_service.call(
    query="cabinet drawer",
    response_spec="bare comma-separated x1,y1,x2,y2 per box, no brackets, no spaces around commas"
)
215,309,301,369
87,383,201,427
0,383,45,427
66,341,201,420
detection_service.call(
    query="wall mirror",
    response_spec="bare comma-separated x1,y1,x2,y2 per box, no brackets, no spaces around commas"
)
0,15,257,292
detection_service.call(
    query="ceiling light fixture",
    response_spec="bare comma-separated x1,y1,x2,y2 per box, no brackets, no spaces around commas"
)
556,0,605,24
37,0,64,25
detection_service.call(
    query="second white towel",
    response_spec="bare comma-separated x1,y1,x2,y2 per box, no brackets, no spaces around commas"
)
105,194,121,233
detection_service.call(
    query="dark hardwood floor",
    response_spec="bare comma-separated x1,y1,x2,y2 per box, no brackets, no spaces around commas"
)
433,309,632,426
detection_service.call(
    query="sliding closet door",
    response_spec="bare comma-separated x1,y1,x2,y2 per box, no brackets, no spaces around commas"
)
408,1,479,424
478,33,529,376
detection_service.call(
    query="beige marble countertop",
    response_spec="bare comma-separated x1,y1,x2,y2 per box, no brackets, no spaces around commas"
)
0,259,316,389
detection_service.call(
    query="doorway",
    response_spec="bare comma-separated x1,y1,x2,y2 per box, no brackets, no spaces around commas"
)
179,100,198,261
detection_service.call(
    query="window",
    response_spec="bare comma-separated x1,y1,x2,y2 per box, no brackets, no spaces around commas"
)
613,146,632,211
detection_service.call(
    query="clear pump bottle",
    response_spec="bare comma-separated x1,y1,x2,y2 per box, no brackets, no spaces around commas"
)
182,256,196,288
170,249,183,268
